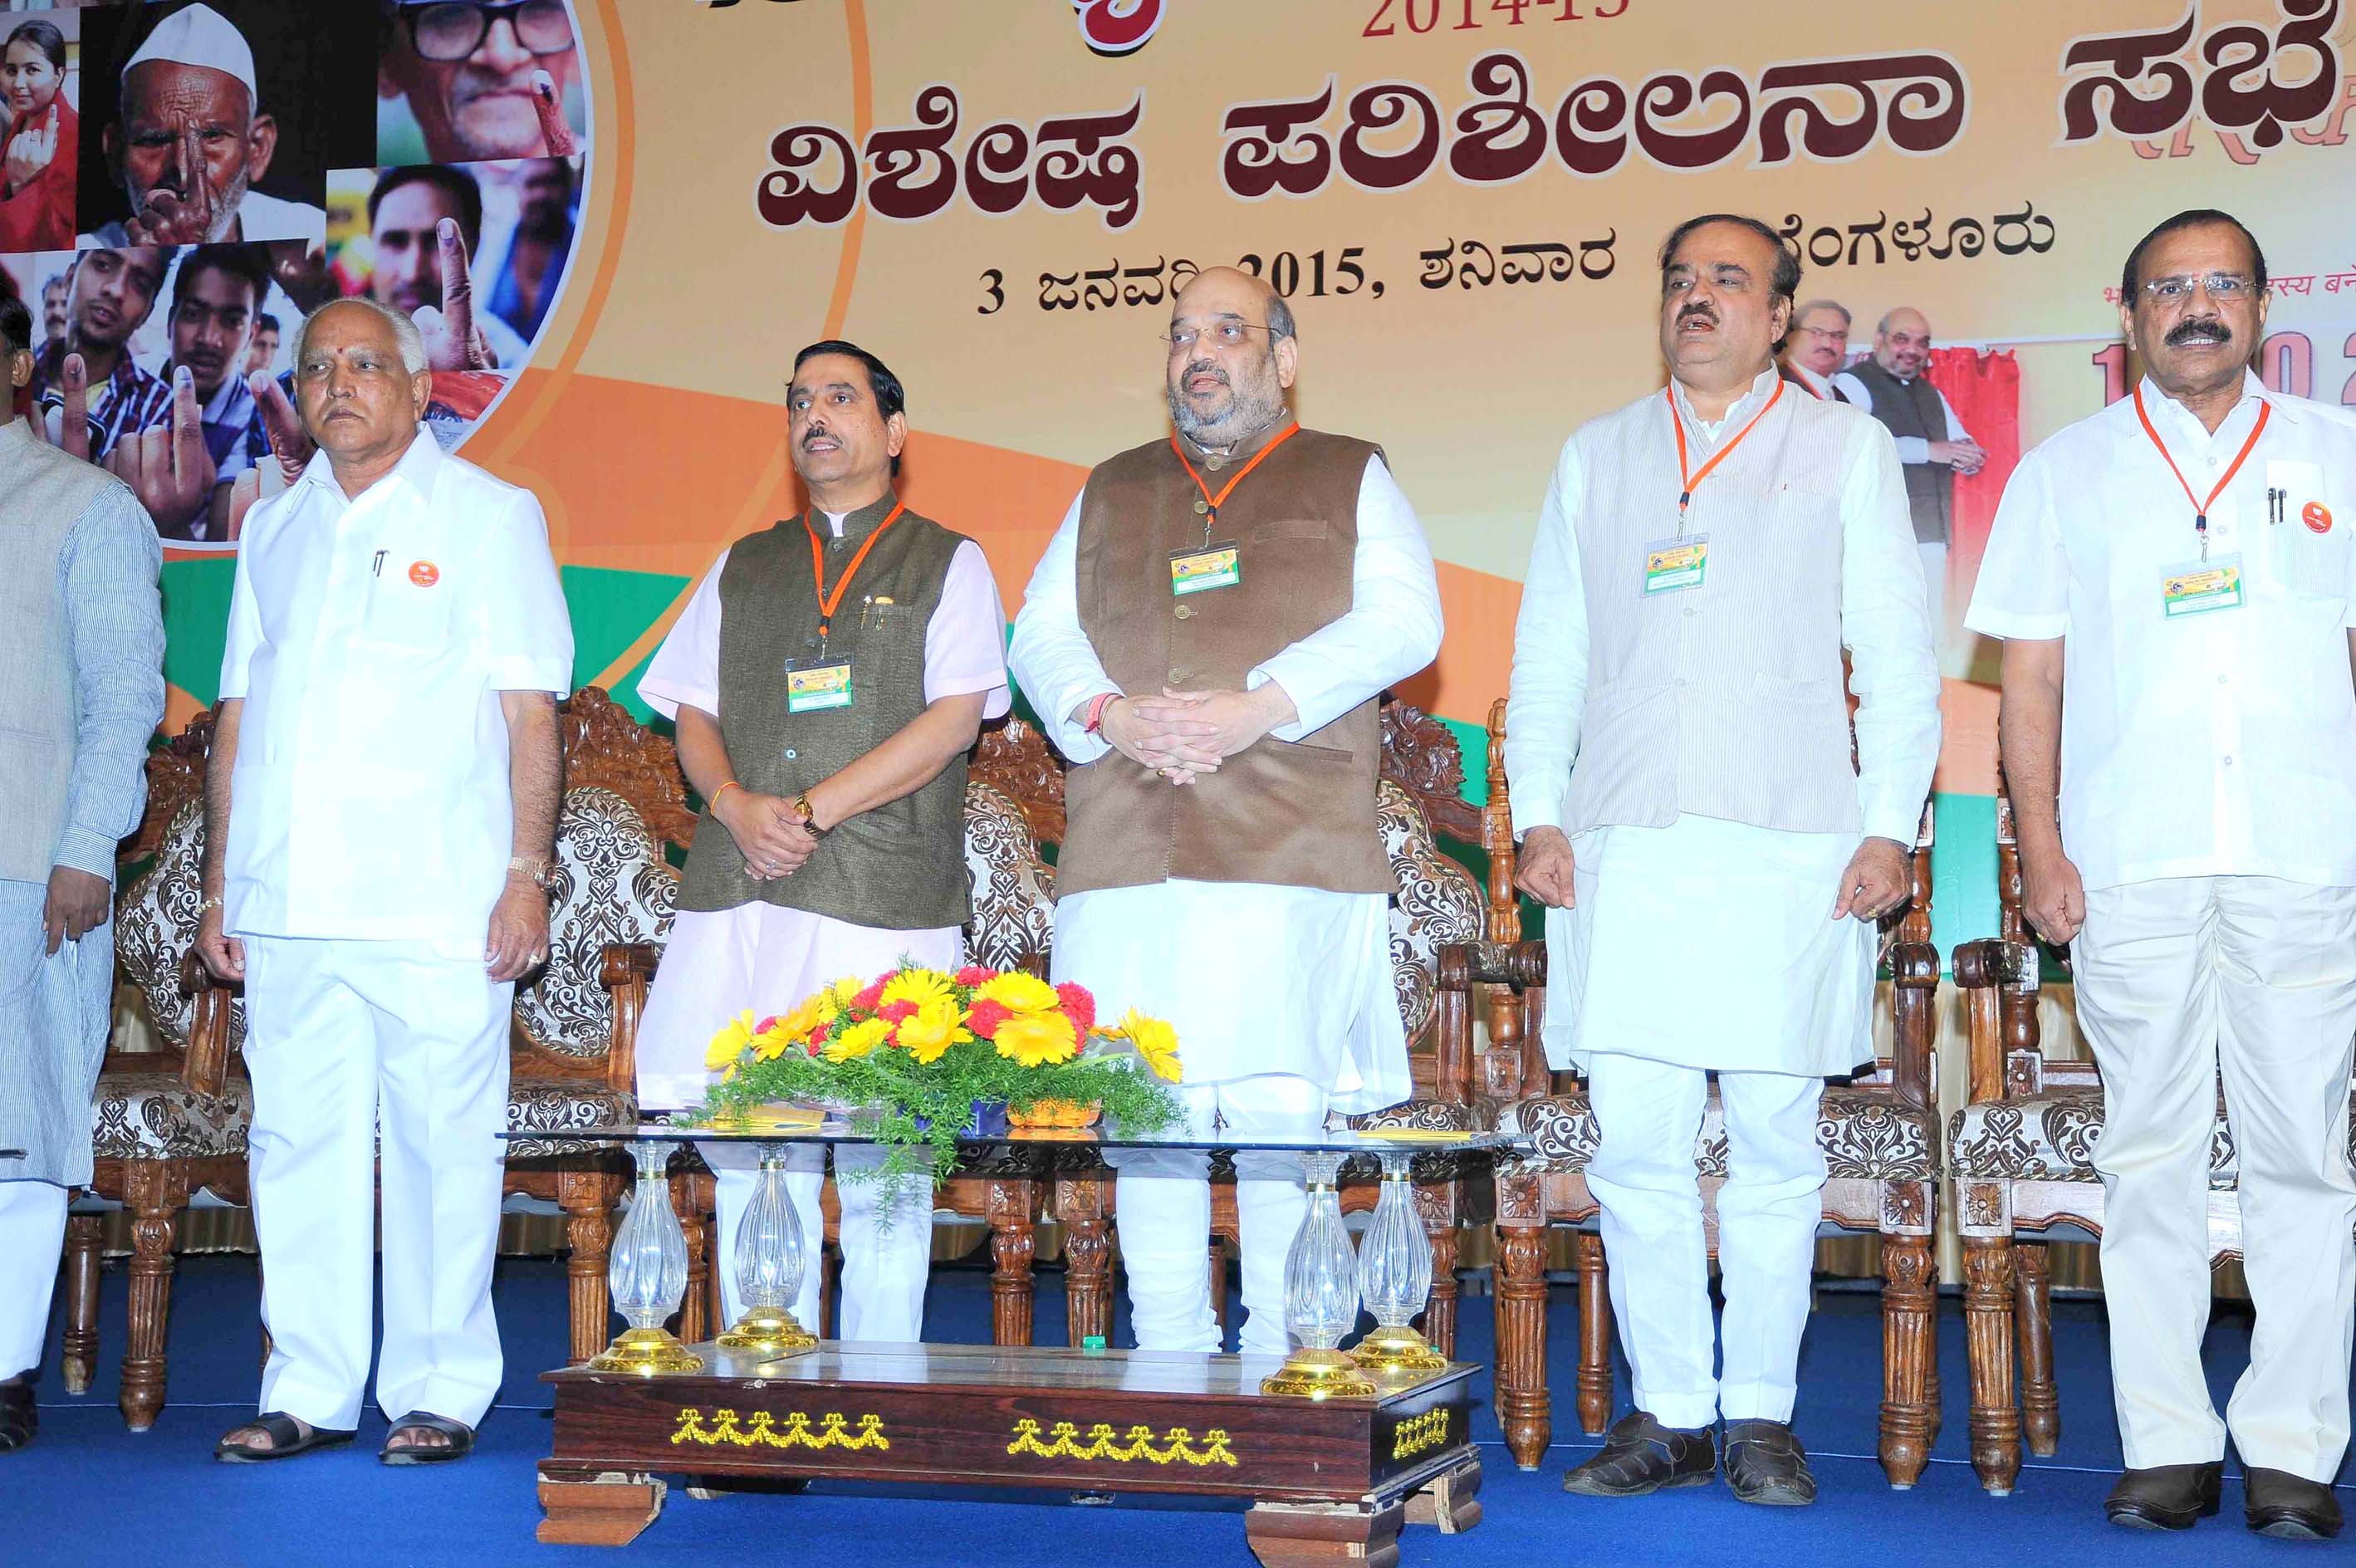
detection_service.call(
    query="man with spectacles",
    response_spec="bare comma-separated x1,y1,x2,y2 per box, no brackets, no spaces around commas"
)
1834,307,1985,647
1009,267,1442,1359
1778,298,1854,404
380,1,583,164
1968,208,2356,1541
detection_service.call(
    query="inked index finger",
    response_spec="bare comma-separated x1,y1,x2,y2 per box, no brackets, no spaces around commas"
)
531,70,579,157
435,218,475,345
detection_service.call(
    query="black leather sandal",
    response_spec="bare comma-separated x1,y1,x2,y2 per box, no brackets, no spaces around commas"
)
0,1375,37,1453
215,1410,357,1463
381,1410,476,1465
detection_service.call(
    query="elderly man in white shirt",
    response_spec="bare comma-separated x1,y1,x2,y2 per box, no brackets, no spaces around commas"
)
196,297,571,1466
1508,214,1939,1507
1967,208,2356,1542
1008,266,1442,1357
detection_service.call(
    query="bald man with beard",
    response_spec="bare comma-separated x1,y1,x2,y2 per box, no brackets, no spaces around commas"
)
1009,267,1443,1357
1834,307,1985,643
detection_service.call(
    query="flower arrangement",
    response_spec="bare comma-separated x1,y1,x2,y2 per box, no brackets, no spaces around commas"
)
699,962,1185,1186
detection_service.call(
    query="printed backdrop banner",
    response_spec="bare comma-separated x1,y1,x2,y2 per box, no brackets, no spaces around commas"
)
15,0,2355,958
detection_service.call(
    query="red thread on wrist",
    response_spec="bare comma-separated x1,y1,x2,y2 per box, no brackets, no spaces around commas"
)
1084,693,1116,736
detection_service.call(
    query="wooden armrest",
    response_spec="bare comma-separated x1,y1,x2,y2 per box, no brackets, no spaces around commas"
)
1434,939,1546,992
1886,939,1938,1112
598,942,659,1099
1434,939,1550,1105
1952,938,2041,1105
177,950,235,1098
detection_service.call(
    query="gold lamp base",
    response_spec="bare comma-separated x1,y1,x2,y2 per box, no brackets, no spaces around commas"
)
588,1326,707,1375
715,1305,819,1357
1349,1325,1448,1376
1260,1347,1379,1399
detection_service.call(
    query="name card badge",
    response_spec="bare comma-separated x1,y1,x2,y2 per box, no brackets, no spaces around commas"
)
1642,535,1708,595
786,659,855,713
1169,541,1242,595
2161,554,2243,618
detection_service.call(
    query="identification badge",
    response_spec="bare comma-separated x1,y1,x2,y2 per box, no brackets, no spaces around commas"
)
1643,535,1709,595
1169,542,1242,595
2161,553,2243,618
785,660,855,713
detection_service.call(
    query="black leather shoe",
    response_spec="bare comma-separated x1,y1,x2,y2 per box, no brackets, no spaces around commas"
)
1562,1411,1716,1497
0,1374,35,1453
1723,1419,1817,1507
2104,1463,2223,1530
2245,1468,2344,1541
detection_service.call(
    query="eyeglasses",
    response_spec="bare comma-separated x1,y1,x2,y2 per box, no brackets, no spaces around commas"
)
394,1,576,64
1162,321,1273,352
2142,273,2260,302
1797,326,1849,342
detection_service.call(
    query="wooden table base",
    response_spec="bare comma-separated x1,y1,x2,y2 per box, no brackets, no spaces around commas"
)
539,1342,1482,1564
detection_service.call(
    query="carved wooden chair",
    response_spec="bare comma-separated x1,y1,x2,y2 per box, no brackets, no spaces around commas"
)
1943,792,2356,1494
1457,730,1942,1486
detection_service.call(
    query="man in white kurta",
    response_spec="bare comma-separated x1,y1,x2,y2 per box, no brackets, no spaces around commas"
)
1009,267,1442,1356
200,299,571,1463
1967,210,2355,1541
634,340,1008,1343
1508,217,1938,1505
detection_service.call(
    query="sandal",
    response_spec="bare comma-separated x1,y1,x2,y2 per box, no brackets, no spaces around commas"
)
381,1410,476,1465
0,1375,35,1453
215,1410,357,1463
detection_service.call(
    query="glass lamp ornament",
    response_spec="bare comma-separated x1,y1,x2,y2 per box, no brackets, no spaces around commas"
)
715,1142,819,1355
1349,1149,1446,1375
587,1139,705,1374
1260,1150,1378,1399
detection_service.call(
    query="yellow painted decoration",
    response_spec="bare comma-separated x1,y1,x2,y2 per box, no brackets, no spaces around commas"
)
1391,1409,1451,1461
670,1408,890,1451
1004,1417,1238,1468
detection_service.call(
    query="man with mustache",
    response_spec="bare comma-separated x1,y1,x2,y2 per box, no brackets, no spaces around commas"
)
380,0,582,164
1507,215,1938,1505
39,274,67,350
363,164,528,371
82,4,326,250
1008,267,1443,1357
139,244,272,541
631,340,1008,1345
244,311,278,378
1834,307,1985,643
27,247,173,467
1967,208,2356,1541
1778,298,1852,403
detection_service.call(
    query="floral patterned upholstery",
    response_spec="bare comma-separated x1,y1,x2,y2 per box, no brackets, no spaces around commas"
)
1947,1089,2356,1189
91,1071,250,1159
1351,1099,1497,1134
1504,1084,1935,1181
962,782,1056,974
1377,780,1484,1046
112,800,245,1054
515,786,678,1057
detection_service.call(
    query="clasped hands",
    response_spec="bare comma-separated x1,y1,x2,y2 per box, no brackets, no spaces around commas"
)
1099,684,1294,785
714,786,820,880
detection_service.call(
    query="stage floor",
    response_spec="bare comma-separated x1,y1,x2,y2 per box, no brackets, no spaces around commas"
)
12,1254,2345,1566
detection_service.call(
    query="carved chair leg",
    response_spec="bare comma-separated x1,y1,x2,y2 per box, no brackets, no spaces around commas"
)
120,1163,187,1433
1574,1230,1612,1436
1962,1234,2024,1495
60,1214,102,1395
987,1180,1037,1348
1494,1218,1554,1470
1059,1178,1113,1348
557,1167,619,1363
1421,1212,1460,1360
672,1171,713,1344
2016,1240,2060,1458
1878,1231,1937,1489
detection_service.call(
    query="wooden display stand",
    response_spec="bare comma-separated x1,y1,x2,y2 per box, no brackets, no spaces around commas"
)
538,1341,1482,1565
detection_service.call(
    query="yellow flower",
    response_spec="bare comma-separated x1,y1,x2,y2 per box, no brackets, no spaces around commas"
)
895,998,972,1065
994,1010,1079,1068
772,993,826,1043
822,1016,892,1062
816,974,866,1025
751,1028,790,1062
977,971,1060,1015
703,1009,757,1071
880,968,955,1012
1118,1008,1182,1083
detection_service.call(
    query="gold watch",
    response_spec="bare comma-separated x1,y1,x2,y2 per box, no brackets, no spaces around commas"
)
508,855,558,894
792,790,827,839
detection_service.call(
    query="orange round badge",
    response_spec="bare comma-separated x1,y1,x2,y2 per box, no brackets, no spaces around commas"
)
408,561,441,586
2303,501,2334,536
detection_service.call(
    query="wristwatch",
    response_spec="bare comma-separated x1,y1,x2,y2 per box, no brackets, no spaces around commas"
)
792,790,828,839
508,855,559,894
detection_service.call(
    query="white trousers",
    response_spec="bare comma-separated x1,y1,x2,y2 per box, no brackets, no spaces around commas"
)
2074,876,2356,1481
1918,541,1948,658
242,935,512,1430
706,1144,932,1341
0,1180,66,1379
1111,1076,1327,1358
1585,1055,1826,1430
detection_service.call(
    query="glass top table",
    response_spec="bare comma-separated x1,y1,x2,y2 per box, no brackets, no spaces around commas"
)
501,1119,1524,1156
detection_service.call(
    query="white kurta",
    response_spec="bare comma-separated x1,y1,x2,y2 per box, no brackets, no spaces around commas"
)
1007,455,1443,1115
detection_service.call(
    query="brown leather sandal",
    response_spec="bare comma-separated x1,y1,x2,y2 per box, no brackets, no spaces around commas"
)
381,1410,476,1465
215,1410,357,1463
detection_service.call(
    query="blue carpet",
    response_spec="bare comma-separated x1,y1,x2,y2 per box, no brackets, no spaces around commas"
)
10,1254,2348,1567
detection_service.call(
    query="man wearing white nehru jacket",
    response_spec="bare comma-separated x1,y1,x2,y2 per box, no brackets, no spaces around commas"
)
201,298,571,1464
1508,214,1937,1506
82,3,326,248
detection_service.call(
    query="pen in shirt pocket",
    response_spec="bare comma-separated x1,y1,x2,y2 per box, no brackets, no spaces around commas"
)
373,549,388,576
2266,488,2284,526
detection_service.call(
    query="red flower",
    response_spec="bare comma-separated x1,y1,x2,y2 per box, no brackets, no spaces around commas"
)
1056,983,1095,1032
966,999,1011,1039
954,965,996,987
878,1000,918,1025
809,1023,831,1047
803,1040,821,1057
852,981,887,1012
754,1016,780,1036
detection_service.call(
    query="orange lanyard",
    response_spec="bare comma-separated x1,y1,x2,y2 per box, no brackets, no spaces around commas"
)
1170,422,1301,537
2133,385,2270,557
805,500,905,646
1668,378,1785,532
